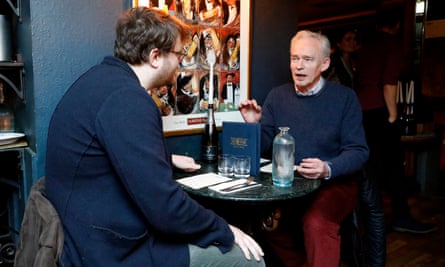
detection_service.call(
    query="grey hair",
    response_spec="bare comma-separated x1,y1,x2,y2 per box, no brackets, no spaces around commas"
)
290,30,331,59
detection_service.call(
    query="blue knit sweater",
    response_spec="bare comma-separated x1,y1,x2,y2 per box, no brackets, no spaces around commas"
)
261,81,369,179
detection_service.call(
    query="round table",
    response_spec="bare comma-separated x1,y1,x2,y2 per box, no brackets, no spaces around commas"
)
174,162,321,203
174,162,321,233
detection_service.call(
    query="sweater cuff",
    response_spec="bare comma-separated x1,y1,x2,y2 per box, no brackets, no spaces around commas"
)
323,161,332,180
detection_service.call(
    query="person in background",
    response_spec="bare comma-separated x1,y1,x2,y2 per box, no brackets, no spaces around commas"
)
45,7,264,267
325,28,386,267
324,29,359,88
239,30,369,267
355,6,437,235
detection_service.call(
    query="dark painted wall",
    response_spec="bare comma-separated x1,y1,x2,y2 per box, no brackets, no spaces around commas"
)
18,0,131,183
250,0,298,104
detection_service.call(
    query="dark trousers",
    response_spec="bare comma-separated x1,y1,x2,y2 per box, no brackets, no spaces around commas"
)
358,170,386,267
360,107,408,267
362,107,410,218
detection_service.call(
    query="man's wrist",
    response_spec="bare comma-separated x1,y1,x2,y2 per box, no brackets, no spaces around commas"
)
323,161,332,180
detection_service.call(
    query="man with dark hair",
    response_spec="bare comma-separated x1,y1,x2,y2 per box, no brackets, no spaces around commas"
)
46,7,264,267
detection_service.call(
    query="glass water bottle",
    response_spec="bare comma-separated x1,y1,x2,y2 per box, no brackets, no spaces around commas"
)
272,127,295,187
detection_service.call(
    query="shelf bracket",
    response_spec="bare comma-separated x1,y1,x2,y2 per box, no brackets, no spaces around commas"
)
5,0,21,18
0,73,24,100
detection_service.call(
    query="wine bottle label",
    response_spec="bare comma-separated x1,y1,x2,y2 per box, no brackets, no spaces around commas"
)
202,145,218,161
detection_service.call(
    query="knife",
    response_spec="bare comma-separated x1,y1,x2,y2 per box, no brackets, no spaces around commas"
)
220,178,256,192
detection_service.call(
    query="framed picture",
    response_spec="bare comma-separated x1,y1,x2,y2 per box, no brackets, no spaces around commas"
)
133,0,250,136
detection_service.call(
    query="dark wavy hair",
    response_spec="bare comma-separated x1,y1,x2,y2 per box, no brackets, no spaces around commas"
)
114,7,189,65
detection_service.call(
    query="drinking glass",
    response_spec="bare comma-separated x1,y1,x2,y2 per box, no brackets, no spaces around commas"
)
234,156,250,178
218,154,234,177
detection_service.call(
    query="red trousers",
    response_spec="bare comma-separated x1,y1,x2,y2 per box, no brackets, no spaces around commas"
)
265,181,358,267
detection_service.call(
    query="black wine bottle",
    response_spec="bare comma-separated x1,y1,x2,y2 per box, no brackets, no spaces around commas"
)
405,103,416,135
400,103,408,135
201,103,218,163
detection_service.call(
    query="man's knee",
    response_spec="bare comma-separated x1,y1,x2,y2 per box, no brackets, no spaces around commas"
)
303,211,340,239
189,244,265,267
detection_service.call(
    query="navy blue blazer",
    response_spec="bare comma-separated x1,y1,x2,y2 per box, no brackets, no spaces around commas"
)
45,57,234,267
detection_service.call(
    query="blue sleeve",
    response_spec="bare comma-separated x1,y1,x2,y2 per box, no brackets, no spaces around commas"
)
329,90,369,177
95,88,234,252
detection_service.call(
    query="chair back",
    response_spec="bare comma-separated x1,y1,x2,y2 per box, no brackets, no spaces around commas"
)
14,177,64,267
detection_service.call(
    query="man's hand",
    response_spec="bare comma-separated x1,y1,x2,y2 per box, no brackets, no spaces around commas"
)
171,154,201,172
238,99,262,123
228,225,264,261
295,158,330,179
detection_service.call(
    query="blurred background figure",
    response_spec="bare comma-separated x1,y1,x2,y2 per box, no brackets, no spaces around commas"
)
325,27,387,266
324,29,359,88
355,6,437,238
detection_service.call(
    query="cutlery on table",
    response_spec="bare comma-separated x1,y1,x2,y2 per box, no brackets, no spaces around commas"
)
220,177,256,192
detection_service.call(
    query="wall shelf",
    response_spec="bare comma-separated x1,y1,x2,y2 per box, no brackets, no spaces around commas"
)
0,62,24,100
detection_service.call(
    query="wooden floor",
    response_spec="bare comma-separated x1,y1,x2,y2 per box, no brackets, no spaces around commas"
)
384,193,445,267
342,173,445,267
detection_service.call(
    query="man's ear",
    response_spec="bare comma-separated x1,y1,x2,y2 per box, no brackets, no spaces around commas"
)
321,56,331,72
147,48,161,68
